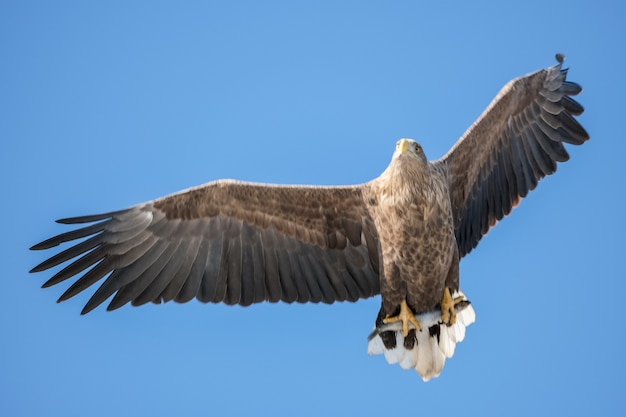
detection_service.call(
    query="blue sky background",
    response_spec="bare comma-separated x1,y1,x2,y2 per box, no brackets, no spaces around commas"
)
2,2,624,416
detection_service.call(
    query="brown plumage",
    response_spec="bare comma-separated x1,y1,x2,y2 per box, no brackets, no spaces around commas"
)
30,55,588,380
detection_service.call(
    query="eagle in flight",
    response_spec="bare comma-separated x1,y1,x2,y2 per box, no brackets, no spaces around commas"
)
31,55,588,381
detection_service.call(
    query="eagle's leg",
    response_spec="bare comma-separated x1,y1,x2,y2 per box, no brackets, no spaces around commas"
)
383,299,420,337
441,287,465,325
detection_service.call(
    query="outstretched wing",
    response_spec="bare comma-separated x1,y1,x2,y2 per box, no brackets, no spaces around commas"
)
434,56,589,257
30,180,381,314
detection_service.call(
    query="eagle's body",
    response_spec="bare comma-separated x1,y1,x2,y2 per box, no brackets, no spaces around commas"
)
30,56,588,380
368,142,457,316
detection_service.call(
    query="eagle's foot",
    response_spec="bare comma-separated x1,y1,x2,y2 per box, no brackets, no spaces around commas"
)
383,299,420,337
441,287,465,326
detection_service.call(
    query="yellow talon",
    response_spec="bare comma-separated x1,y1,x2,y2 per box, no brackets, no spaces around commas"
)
383,299,420,337
441,287,465,325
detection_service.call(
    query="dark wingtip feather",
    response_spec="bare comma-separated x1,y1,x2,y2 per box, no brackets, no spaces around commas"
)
81,294,105,315
30,222,106,255
41,275,60,287
30,264,46,274
555,53,566,64
562,96,584,116
80,305,94,315
42,274,64,288
31,260,56,274
31,238,62,251
560,81,582,96
56,211,120,224
106,295,128,312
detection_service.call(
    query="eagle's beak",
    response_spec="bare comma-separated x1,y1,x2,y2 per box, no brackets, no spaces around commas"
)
399,139,410,154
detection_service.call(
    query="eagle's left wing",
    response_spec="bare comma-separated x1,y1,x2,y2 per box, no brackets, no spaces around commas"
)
434,55,588,257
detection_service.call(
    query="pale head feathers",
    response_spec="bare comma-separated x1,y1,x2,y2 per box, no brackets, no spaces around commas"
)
374,138,433,206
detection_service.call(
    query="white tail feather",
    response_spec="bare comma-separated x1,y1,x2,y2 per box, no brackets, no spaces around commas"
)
367,290,476,381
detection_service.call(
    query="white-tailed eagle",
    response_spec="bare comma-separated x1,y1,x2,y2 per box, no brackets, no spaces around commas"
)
31,55,588,380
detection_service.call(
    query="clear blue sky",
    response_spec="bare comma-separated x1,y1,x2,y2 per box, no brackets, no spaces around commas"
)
2,2,624,416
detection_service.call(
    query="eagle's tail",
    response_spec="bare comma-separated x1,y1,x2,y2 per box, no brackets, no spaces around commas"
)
367,291,476,381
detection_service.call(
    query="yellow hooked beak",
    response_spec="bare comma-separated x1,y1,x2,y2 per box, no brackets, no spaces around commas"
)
398,139,410,154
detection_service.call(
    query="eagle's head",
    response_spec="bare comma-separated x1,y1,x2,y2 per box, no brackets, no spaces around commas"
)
375,138,432,204
392,138,428,165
